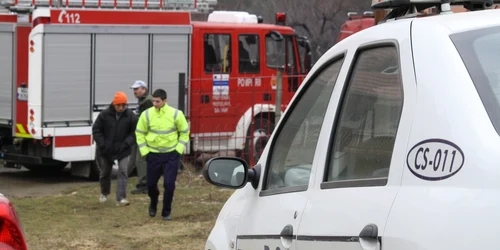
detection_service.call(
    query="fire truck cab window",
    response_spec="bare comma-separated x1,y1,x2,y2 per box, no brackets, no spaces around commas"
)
204,34,232,73
297,42,307,74
265,34,296,70
238,34,260,74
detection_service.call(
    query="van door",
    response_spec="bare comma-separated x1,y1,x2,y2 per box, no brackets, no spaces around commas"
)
235,53,346,249
295,28,416,249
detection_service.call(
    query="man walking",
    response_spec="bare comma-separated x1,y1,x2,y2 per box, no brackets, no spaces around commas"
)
92,91,137,206
129,80,153,195
135,89,190,220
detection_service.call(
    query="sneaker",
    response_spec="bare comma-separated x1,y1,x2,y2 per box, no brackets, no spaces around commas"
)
117,199,130,206
99,194,107,203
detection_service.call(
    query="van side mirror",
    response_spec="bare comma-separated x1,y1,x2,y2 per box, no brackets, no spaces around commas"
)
203,157,261,189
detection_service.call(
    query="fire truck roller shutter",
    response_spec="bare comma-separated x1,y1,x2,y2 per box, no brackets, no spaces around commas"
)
151,33,190,110
43,34,92,124
94,34,149,108
0,24,14,125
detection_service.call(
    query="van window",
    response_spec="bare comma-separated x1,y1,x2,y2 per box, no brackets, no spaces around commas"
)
204,34,231,74
450,26,500,135
324,45,403,188
261,56,345,195
238,34,260,74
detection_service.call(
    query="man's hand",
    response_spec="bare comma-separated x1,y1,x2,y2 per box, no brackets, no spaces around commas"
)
99,145,109,156
99,141,115,156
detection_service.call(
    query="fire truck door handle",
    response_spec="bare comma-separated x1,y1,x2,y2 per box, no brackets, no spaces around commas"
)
201,95,210,104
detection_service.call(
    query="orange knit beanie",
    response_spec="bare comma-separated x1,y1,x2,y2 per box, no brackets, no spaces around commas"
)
113,92,128,105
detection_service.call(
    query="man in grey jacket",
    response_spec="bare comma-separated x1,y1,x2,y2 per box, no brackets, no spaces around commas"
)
128,80,154,194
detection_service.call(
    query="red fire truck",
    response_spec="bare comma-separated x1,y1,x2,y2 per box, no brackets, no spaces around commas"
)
337,11,376,42
336,5,500,43
0,0,313,179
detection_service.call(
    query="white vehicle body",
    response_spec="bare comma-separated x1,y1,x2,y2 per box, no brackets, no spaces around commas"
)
203,3,500,250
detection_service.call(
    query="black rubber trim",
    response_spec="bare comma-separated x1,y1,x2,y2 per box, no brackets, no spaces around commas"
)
236,234,382,242
0,152,42,165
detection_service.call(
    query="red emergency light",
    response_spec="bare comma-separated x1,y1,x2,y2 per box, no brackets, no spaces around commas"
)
276,12,286,25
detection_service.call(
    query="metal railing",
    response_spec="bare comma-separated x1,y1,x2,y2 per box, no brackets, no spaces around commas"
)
1,0,216,12
180,73,307,171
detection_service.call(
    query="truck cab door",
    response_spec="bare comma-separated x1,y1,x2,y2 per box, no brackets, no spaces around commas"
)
264,33,301,106
285,36,300,94
296,35,313,75
197,32,234,134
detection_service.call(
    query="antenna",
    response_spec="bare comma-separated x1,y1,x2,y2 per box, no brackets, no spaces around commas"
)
372,0,500,22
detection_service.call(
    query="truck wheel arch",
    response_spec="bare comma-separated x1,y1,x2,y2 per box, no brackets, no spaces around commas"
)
231,104,277,164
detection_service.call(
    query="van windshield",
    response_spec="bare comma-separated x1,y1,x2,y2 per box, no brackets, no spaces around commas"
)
450,26,500,134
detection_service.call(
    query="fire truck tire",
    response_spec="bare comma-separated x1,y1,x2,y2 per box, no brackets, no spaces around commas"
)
243,117,274,166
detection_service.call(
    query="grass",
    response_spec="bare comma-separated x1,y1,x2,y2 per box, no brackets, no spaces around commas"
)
8,169,234,250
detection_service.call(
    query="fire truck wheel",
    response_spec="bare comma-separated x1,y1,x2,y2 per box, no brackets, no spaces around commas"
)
244,117,274,166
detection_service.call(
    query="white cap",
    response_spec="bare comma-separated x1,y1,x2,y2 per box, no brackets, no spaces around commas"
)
130,80,147,89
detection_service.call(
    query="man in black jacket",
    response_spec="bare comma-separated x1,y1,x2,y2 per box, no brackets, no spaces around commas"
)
92,91,137,206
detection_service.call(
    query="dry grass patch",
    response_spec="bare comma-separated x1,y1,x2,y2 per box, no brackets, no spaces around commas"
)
9,169,234,250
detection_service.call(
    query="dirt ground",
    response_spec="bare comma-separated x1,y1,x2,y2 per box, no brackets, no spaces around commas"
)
1,164,233,250
0,165,92,198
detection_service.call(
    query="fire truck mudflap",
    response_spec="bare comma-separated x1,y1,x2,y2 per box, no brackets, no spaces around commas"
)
26,8,191,178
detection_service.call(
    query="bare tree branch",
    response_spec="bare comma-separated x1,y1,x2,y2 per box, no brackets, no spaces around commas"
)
288,21,312,37
217,0,372,59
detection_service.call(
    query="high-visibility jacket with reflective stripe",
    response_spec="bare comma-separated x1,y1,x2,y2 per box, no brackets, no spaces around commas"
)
135,104,190,156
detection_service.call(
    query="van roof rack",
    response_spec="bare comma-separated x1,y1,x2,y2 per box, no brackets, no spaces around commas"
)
372,0,500,22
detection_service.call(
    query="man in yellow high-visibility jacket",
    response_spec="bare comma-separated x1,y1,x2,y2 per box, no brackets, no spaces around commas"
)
135,88,189,220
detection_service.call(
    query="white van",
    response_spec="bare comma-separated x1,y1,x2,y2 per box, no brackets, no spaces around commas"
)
202,1,500,249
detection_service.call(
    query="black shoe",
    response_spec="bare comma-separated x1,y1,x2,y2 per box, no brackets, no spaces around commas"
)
131,187,147,195
162,215,172,221
149,208,157,217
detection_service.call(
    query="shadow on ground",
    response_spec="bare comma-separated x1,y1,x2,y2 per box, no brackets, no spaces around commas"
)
0,166,100,198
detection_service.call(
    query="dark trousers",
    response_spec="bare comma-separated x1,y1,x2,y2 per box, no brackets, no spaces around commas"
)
99,157,128,201
127,143,147,188
146,151,180,217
